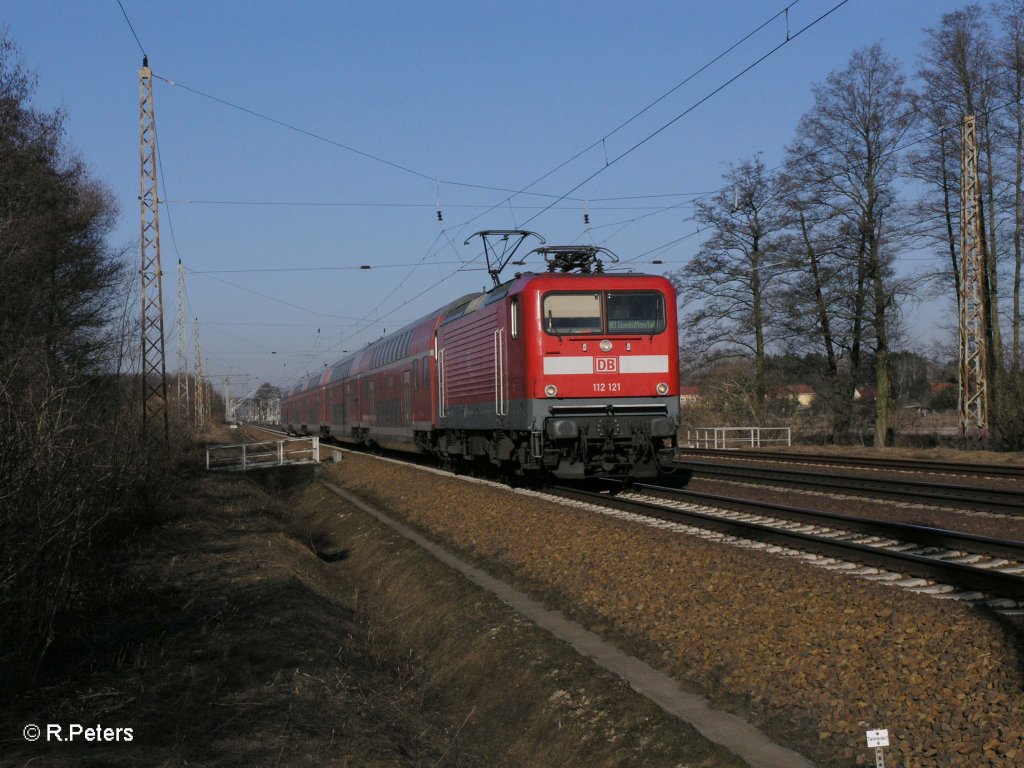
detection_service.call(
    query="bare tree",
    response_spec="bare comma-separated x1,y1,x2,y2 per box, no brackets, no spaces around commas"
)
0,33,151,689
995,0,1024,371
783,44,917,446
915,5,1004,369
671,156,788,418
775,173,862,441
0,36,125,376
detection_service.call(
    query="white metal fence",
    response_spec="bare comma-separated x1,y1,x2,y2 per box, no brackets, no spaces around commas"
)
206,437,320,471
686,427,791,450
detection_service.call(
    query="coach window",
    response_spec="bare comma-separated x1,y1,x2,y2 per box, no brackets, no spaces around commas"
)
542,292,602,335
606,291,665,334
510,298,519,339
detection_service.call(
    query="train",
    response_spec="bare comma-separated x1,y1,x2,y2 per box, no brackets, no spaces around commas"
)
280,236,680,479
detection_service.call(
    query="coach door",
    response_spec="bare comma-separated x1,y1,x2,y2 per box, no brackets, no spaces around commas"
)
353,374,361,426
435,332,447,419
403,370,411,425
493,327,507,416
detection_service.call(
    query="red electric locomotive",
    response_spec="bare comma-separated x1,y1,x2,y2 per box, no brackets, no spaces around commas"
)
281,233,680,478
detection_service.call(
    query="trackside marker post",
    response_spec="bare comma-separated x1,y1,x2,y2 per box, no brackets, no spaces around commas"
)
866,728,889,767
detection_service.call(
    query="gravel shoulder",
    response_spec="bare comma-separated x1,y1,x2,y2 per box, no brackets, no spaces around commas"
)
326,453,1024,768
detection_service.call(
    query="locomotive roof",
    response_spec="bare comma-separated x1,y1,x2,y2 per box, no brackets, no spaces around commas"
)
287,290,485,390
285,269,669,390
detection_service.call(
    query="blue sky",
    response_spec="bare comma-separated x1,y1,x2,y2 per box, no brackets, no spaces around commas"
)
5,0,971,393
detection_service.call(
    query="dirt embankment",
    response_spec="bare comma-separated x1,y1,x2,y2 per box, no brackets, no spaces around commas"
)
2,464,743,767
329,454,1024,768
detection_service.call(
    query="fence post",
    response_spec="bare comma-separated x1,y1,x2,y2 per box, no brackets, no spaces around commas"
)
242,444,247,471
312,436,319,463
206,449,210,471
278,440,284,465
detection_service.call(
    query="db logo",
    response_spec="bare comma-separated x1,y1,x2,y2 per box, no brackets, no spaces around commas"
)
595,357,618,373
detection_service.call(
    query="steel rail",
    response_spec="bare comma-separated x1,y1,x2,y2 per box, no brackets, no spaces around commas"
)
626,480,1024,561
551,483,1024,602
671,458,1024,515
675,447,1024,480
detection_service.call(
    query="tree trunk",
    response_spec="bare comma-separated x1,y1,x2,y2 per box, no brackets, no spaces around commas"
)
801,212,849,441
1013,71,1024,371
869,226,892,448
982,116,1004,369
751,237,766,415
940,128,961,313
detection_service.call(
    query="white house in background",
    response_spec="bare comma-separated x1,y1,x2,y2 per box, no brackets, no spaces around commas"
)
783,384,816,408
679,386,701,406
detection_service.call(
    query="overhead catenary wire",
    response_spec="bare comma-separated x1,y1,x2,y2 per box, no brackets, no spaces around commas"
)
192,63,992,373
137,2,830,369
543,69,1024,272
327,1,852,346
147,0,808,313
497,1,806,206
132,0,982,383
387,1,816,247
160,197,702,210
518,0,853,230
187,269,370,321
116,0,147,58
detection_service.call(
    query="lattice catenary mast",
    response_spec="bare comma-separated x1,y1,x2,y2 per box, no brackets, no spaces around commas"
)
139,56,169,440
958,114,989,442
176,259,189,418
194,317,208,429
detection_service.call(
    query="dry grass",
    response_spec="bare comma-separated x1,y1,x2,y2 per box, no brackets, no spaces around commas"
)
1,463,744,767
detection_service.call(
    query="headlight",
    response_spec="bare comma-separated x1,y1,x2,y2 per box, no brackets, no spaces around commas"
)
599,339,613,352
656,382,669,395
544,384,558,398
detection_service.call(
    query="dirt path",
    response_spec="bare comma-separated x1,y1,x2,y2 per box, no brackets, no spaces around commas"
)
2,465,745,767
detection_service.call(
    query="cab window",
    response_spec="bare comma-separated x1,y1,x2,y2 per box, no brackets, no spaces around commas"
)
542,292,602,335
541,290,665,335
606,292,665,334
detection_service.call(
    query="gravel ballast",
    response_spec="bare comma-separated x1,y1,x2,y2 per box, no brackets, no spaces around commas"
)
327,454,1024,768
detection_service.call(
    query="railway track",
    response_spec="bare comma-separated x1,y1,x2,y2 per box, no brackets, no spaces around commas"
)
549,480,1024,612
670,456,1024,516
676,446,1024,481
238,430,1024,609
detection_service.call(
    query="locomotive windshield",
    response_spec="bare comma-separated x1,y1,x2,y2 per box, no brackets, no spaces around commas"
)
606,292,665,333
543,292,602,334
543,291,665,335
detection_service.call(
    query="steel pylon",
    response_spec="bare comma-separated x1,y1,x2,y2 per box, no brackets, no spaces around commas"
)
958,115,989,442
139,57,169,441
